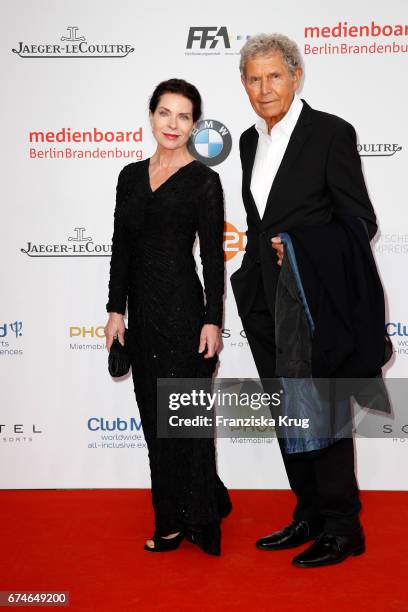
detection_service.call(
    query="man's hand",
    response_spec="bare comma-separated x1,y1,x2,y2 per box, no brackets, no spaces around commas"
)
198,324,221,359
271,236,284,266
104,313,125,351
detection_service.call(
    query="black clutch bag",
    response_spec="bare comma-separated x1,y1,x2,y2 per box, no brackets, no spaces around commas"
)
108,328,131,377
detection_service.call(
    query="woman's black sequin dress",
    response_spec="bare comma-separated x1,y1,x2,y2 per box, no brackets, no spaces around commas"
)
106,158,231,536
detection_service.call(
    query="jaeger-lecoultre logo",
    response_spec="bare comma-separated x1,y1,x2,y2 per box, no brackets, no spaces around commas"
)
12,26,134,59
21,227,112,257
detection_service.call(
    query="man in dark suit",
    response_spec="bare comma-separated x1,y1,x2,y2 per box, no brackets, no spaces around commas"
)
230,33,377,568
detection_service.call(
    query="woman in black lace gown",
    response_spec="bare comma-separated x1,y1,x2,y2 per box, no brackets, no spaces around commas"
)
104,79,231,554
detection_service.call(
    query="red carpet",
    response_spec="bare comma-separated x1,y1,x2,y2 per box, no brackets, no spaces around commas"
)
1,490,407,611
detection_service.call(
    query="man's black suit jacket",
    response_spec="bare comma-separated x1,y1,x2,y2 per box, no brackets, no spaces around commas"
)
230,99,378,319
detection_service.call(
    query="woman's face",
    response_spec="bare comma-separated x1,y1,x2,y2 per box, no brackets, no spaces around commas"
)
149,92,195,150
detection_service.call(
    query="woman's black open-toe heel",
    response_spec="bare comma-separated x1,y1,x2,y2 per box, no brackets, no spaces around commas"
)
144,531,184,553
186,521,221,556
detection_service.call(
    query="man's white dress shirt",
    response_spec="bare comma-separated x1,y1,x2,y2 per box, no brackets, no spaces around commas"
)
250,94,303,219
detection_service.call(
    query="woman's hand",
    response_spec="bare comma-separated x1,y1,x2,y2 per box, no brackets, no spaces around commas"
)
198,324,221,359
104,313,125,351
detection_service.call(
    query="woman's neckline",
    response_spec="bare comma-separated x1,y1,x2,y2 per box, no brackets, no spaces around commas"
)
146,157,198,194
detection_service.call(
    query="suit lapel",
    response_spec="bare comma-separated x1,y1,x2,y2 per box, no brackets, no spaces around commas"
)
242,126,262,224
261,99,313,226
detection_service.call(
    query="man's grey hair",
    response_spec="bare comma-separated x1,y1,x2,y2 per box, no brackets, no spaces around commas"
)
239,33,303,77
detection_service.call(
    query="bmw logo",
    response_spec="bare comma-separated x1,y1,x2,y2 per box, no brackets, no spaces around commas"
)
188,119,232,167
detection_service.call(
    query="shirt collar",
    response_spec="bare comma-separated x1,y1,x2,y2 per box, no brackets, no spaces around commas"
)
254,94,303,139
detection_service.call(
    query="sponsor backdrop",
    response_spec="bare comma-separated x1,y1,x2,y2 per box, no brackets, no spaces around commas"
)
1,0,407,489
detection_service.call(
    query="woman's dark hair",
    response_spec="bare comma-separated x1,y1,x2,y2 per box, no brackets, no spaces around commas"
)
149,78,202,122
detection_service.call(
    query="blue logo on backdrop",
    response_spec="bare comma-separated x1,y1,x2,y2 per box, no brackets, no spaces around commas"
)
385,322,408,357
188,119,232,166
0,320,23,357
0,321,23,338
88,417,143,431
386,322,408,336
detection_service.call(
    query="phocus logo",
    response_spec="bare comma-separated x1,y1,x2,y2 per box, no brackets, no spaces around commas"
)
70,326,105,338
223,221,246,261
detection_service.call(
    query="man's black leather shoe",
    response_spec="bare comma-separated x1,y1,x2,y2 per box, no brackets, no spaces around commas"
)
292,528,366,568
256,520,320,551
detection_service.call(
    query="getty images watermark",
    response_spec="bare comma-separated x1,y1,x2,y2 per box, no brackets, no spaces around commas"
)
157,377,408,441
166,387,309,430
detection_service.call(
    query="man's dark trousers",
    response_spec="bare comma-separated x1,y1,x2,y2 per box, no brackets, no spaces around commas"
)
243,268,362,536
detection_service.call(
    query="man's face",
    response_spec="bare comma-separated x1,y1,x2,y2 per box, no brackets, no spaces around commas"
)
242,51,302,129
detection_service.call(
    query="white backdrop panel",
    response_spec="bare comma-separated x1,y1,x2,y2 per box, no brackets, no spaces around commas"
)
1,0,407,490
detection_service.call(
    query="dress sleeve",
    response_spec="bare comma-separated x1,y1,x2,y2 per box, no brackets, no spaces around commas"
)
326,121,377,240
197,171,225,327
106,167,132,314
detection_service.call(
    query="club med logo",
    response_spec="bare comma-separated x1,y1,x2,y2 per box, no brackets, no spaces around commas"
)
386,322,408,356
358,143,402,157
188,119,232,166
88,417,143,432
0,320,23,357
224,221,246,261
386,322,408,337
304,20,408,55
87,417,146,449
12,25,134,59
186,27,250,55
21,227,111,258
